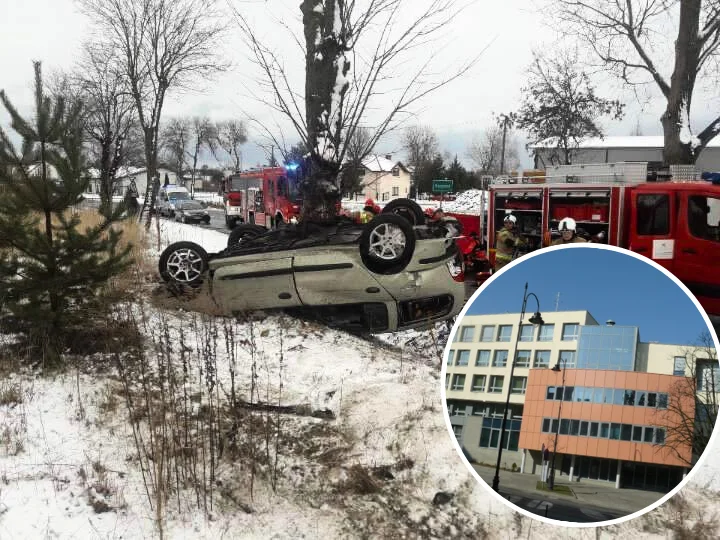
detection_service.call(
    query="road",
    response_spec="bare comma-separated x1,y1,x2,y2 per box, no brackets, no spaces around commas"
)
498,485,626,523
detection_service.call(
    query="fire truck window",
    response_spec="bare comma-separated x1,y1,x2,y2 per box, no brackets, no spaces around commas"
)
277,176,287,197
636,194,669,236
688,196,720,242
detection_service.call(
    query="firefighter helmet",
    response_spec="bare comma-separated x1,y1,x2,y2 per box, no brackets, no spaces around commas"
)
559,217,577,232
504,214,517,224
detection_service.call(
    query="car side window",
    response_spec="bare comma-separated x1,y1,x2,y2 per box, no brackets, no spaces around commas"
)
688,195,720,242
636,194,669,236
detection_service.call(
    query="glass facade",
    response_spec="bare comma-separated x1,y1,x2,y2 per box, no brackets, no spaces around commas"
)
576,325,639,371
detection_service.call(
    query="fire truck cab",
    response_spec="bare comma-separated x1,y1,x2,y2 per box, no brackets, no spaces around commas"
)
221,165,302,229
487,162,720,317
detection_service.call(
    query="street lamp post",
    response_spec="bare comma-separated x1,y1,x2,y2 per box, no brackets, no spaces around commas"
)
547,358,568,490
492,282,543,493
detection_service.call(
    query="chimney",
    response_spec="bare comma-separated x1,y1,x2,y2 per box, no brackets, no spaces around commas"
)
606,320,615,326
385,154,392,161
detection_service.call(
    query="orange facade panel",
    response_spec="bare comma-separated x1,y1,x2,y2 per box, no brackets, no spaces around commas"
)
518,369,694,467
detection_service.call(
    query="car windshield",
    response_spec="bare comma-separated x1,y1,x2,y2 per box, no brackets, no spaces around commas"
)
177,200,202,209
169,192,189,201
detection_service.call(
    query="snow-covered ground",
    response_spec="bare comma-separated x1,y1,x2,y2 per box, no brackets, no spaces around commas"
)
0,219,719,539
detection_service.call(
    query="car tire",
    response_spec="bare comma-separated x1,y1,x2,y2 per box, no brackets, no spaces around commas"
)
158,241,209,287
182,215,188,224
381,198,426,226
203,215,211,224
360,214,416,275
227,224,266,248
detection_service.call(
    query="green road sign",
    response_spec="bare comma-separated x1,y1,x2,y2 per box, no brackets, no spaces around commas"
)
432,178,453,193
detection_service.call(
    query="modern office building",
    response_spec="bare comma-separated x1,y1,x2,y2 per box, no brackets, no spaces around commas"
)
445,311,718,492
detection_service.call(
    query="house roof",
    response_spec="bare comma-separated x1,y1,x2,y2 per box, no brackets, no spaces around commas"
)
531,135,720,150
361,155,407,173
115,166,176,179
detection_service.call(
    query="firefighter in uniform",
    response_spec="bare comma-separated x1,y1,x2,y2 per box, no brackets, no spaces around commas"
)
359,198,379,223
551,217,588,245
494,214,525,272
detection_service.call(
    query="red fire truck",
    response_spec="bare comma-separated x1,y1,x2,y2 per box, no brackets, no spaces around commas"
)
484,164,720,317
222,165,303,229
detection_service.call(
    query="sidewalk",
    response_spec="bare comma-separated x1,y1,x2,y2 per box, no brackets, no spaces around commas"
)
471,463,665,515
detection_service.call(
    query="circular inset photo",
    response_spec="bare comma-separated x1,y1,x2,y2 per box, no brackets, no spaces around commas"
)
442,244,720,526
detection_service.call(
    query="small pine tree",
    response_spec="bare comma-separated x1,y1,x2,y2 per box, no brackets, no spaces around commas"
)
0,62,133,362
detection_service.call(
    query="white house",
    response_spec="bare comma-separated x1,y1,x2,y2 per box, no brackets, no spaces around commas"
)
111,167,179,197
531,135,720,173
354,154,412,202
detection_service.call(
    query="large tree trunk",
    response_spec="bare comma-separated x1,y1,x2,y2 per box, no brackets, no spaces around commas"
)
301,0,349,220
661,0,702,166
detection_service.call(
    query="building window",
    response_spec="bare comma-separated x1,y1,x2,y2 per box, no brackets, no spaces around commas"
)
562,323,579,341
489,375,504,393
579,421,588,436
589,422,599,437
391,166,399,176
621,424,632,441
654,427,666,445
546,386,556,400
632,426,643,442
599,423,609,438
559,350,576,368
382,192,389,201
519,324,534,342
480,325,495,342
492,350,508,367
455,350,470,366
445,373,450,388
623,390,636,406
511,376,527,395
451,374,466,391
459,326,475,342
392,186,399,196
452,424,463,437
475,350,490,367
471,375,487,392
515,350,531,367
673,356,686,376
538,324,555,341
657,393,668,409
534,350,551,368
635,390,647,407
497,325,512,342
447,350,454,365
698,359,720,392
479,417,521,451
637,193,669,236
542,418,551,433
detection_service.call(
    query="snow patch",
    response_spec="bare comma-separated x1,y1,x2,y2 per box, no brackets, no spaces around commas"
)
678,105,701,150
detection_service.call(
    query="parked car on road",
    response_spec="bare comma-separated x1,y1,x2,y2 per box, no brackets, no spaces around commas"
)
158,199,466,333
174,199,211,224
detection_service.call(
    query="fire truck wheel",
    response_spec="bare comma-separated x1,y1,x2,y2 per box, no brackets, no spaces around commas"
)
359,214,416,275
159,241,209,288
227,224,266,248
225,216,236,229
381,198,426,226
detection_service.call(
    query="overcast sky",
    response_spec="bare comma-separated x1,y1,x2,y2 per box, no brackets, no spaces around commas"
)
2,0,719,170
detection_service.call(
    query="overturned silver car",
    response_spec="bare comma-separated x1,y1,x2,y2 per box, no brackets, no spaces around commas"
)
158,199,466,333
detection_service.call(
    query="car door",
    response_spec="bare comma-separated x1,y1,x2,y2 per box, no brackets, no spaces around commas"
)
627,190,676,274
292,248,393,306
672,189,720,315
211,255,302,311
